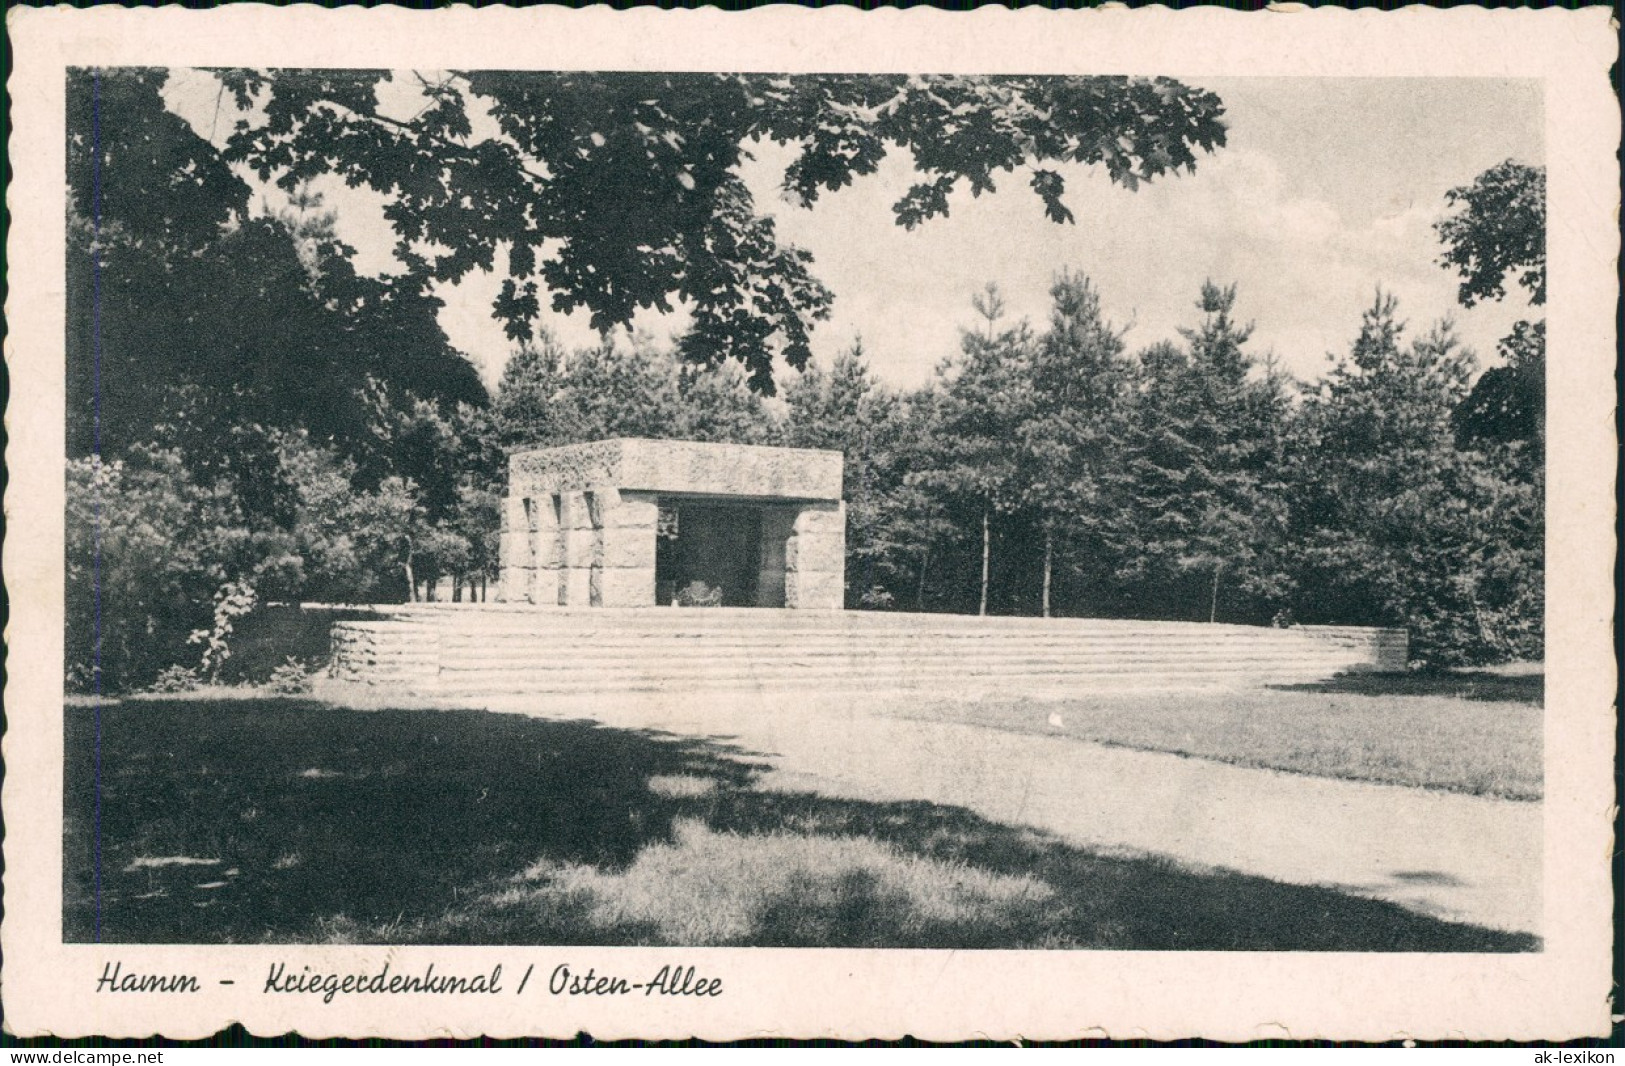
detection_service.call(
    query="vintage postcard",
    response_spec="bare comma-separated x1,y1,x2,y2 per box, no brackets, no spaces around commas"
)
4,3,1617,1043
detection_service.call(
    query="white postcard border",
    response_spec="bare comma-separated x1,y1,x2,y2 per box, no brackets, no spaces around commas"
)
4,4,1617,1042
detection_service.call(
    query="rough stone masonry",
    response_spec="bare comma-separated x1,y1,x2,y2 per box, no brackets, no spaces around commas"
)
498,438,846,609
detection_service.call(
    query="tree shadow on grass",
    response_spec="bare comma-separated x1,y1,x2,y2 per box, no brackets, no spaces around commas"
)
701,793,1534,952
1271,670,1543,705
65,699,1535,951
65,699,760,944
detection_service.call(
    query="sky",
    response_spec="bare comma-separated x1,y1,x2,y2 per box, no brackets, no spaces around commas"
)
164,71,1543,390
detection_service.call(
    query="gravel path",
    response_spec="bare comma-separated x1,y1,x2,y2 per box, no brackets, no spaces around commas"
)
472,690,1542,937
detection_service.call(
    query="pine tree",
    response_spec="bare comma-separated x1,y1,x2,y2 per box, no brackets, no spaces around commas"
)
912,286,1035,615
676,359,776,445
1122,282,1289,623
489,330,576,449
782,343,932,607
1285,290,1538,664
1021,270,1135,617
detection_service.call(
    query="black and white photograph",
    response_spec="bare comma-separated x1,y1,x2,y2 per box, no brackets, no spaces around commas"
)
4,4,1616,1042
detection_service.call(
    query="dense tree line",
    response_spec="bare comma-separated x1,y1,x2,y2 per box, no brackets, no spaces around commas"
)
64,68,1542,687
766,277,1541,668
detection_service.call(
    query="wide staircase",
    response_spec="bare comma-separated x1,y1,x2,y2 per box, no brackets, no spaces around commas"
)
323,605,1407,700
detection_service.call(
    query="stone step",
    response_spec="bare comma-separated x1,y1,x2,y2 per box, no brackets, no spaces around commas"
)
386,605,1380,637
421,626,1399,654
429,628,1353,646
430,669,1334,698
423,621,1351,643
432,646,1358,669
429,660,1339,688
423,627,1355,649
428,623,1344,642
432,614,1393,632
427,631,1354,653
429,648,1356,668
355,640,1369,672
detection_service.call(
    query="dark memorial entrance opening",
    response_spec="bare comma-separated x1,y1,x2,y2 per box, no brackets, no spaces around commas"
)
655,501,771,607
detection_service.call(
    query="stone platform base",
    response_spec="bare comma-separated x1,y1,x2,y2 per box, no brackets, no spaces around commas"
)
320,605,1407,701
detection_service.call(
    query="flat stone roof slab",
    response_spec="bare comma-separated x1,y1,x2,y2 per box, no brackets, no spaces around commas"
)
509,438,842,501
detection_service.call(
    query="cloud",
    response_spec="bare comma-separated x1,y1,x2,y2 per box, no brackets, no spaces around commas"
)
746,142,1528,386
325,135,1540,389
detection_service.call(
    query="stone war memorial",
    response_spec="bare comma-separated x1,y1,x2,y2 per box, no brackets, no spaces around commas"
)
324,435,1405,700
499,438,846,610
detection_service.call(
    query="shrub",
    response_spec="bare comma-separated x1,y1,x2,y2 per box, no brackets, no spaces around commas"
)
64,432,437,692
146,665,199,694
265,657,314,695
65,451,258,692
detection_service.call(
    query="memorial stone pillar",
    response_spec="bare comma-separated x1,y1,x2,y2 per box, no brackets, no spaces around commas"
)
784,501,845,609
497,494,529,603
558,490,595,606
593,489,659,607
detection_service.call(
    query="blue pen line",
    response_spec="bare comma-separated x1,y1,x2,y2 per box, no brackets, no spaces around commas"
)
91,68,104,943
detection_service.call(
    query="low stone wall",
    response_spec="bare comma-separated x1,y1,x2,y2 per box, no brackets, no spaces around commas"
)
326,620,441,689
219,604,380,684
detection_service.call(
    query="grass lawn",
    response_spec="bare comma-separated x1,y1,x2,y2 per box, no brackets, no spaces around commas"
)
890,671,1542,801
65,697,1535,950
